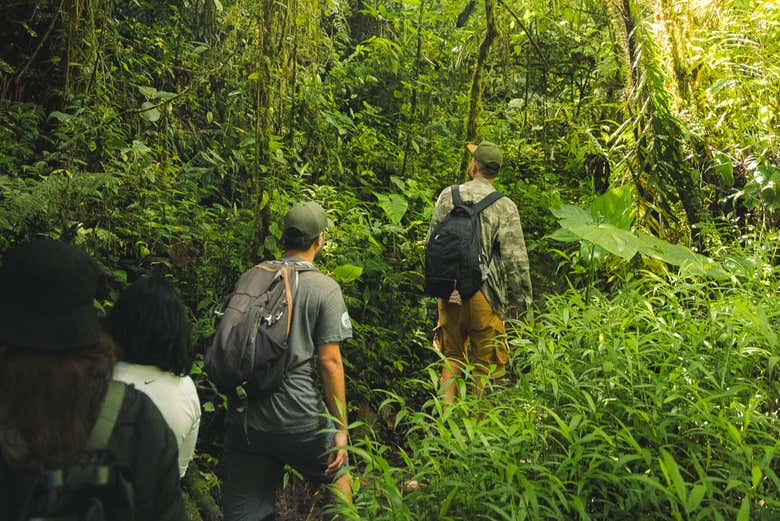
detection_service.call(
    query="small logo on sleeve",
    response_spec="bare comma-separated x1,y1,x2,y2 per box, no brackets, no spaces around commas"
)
341,311,352,331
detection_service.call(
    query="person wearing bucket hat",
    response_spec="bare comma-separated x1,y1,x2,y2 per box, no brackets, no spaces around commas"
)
221,201,353,521
0,239,185,521
425,141,533,404
0,238,101,350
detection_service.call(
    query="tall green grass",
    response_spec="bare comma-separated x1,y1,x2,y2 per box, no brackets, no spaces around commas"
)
332,273,780,520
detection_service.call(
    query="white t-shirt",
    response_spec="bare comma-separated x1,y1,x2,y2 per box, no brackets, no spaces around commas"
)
113,362,201,477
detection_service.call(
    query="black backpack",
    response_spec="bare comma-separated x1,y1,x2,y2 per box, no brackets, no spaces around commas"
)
205,260,315,401
424,185,504,301
16,381,134,521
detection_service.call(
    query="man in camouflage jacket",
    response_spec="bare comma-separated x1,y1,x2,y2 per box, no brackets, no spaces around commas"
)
426,141,533,403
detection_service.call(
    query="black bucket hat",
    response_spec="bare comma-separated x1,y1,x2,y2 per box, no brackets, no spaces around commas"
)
0,239,100,351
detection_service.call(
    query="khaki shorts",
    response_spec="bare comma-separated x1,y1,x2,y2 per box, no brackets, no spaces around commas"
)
433,290,508,378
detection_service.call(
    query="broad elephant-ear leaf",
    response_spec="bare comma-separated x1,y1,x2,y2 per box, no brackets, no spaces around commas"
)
550,204,592,225
552,204,639,259
548,228,580,242
634,231,729,278
590,185,635,229
375,193,408,225
564,222,641,260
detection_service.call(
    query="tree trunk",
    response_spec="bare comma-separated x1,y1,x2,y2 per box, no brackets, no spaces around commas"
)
461,0,497,178
400,0,426,178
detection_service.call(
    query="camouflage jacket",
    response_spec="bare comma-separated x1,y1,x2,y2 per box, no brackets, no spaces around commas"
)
426,177,533,320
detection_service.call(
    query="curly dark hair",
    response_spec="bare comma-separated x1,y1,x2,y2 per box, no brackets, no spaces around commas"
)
107,275,193,376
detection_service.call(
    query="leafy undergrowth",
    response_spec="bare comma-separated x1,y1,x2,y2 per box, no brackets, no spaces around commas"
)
329,273,780,520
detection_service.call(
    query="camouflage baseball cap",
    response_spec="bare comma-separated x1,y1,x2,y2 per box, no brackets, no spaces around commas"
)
284,201,333,240
467,141,503,176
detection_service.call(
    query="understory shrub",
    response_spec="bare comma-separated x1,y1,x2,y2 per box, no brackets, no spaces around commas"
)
335,272,780,520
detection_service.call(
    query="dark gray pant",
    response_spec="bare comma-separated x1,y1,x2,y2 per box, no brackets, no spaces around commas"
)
222,420,341,521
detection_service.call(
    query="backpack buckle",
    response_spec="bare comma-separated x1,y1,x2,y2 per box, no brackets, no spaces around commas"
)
262,310,284,327
235,384,248,402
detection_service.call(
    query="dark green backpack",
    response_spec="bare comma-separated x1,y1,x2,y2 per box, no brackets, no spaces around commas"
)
18,381,135,521
425,186,504,300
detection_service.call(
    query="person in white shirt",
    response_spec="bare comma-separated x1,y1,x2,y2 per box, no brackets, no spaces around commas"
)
107,275,201,478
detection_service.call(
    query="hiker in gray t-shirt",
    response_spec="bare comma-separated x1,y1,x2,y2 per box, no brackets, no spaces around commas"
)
222,202,353,521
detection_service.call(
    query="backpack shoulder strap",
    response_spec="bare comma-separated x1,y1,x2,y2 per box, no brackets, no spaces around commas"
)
451,185,465,208
471,190,504,215
257,261,313,338
256,260,281,272
87,381,126,450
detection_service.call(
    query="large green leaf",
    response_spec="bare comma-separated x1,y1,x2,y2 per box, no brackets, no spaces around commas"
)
138,85,158,99
375,193,408,226
140,102,161,122
552,202,729,278
49,111,73,123
713,153,734,187
552,204,640,259
548,228,581,243
635,232,729,278
550,203,592,225
156,90,177,101
330,264,363,284
563,221,641,260
591,185,635,229
633,231,702,265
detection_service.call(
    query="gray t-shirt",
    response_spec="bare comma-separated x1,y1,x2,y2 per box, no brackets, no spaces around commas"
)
244,257,352,433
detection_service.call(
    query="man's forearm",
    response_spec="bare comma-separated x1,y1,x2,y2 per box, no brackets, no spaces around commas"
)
319,358,348,433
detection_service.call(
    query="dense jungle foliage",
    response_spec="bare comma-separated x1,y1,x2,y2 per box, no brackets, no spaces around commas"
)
1,0,779,519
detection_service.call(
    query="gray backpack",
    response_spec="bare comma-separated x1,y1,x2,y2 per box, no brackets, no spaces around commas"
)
205,260,315,401
17,381,133,521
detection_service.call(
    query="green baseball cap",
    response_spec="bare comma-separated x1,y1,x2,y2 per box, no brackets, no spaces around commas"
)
284,201,333,240
467,141,503,175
